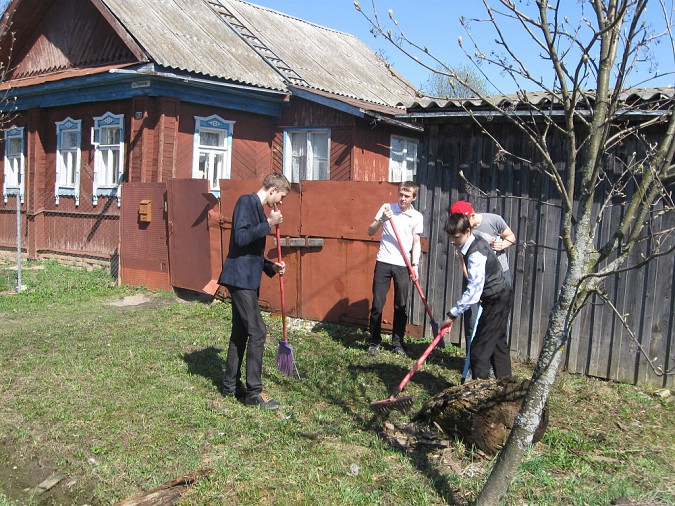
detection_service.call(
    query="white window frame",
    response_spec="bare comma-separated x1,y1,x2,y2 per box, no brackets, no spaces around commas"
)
192,115,234,197
282,128,331,183
55,118,82,206
92,112,125,206
389,135,419,182
3,126,24,203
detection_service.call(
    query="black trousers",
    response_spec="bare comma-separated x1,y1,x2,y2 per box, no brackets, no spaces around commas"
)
223,286,266,401
463,269,512,342
369,261,410,348
470,287,513,379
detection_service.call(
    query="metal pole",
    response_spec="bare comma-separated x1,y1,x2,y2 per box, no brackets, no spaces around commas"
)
16,191,21,293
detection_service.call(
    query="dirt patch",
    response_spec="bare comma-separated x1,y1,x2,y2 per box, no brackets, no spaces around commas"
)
104,294,155,307
0,437,96,505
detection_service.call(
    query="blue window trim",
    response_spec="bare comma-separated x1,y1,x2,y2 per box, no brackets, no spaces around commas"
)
55,117,82,206
3,126,25,204
92,112,125,206
192,115,235,198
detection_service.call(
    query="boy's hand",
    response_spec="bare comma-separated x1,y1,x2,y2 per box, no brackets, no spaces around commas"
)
273,261,286,275
269,208,283,226
380,205,393,222
491,238,507,251
410,265,419,282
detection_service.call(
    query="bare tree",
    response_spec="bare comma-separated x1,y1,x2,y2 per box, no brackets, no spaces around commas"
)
356,0,675,504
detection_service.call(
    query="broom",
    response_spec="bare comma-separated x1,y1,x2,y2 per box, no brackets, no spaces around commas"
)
274,206,295,378
370,322,451,415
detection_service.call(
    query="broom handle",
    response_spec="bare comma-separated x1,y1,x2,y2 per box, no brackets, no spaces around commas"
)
393,324,451,395
386,209,436,324
274,205,287,343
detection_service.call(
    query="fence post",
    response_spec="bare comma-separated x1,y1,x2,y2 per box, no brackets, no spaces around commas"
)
16,193,21,292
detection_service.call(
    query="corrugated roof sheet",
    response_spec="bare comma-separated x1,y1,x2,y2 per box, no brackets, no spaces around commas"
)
223,0,418,106
98,0,419,107
100,0,288,91
404,87,675,110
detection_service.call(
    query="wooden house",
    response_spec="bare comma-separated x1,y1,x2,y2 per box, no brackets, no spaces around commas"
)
0,0,423,270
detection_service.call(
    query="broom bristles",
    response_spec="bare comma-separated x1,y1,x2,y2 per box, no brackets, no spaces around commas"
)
276,340,294,378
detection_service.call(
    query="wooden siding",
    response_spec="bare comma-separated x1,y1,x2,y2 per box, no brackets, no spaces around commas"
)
416,119,674,388
351,121,395,181
6,0,137,79
175,102,274,182
330,127,352,181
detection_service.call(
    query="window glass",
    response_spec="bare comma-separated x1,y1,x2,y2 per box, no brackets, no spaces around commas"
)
284,129,330,182
193,116,233,193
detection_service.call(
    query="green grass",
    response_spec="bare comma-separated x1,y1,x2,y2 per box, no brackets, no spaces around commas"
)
0,262,673,505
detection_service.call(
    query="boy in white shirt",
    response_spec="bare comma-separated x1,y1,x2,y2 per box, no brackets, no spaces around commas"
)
366,181,424,357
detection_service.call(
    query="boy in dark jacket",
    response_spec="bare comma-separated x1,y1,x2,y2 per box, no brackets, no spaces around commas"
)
219,173,290,409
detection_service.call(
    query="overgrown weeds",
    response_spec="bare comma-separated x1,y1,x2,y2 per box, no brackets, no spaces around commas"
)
0,262,672,505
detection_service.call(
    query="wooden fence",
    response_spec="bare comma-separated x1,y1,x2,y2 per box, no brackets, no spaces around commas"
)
413,119,674,388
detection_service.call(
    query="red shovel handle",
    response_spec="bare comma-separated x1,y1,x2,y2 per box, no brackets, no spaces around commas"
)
274,205,287,343
392,323,451,396
386,211,435,322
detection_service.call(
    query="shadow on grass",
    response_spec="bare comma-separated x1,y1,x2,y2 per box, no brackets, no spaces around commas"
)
293,322,468,503
311,320,467,375
182,346,225,393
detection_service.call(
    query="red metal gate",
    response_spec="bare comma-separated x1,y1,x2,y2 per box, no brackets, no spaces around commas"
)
120,182,171,291
167,178,220,292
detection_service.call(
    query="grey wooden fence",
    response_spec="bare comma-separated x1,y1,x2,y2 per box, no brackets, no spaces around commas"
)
412,119,674,388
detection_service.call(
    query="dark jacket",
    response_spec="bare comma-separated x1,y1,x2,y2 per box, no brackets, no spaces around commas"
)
218,193,276,290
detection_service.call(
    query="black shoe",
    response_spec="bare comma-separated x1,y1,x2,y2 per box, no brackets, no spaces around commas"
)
392,346,407,357
245,392,280,410
367,344,380,356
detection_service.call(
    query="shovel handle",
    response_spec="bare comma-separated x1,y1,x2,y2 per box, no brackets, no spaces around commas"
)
273,205,288,343
386,209,437,327
394,323,451,395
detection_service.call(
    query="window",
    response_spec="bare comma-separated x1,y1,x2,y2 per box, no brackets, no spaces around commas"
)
283,129,330,182
55,118,82,206
389,135,419,182
192,115,234,195
3,126,24,203
92,113,125,205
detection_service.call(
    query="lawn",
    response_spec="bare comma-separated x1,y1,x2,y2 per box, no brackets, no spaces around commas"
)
0,261,673,505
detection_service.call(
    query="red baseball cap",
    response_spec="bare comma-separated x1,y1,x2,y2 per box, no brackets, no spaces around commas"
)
449,200,474,215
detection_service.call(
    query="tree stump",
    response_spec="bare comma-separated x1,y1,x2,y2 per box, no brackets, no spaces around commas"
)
414,376,548,455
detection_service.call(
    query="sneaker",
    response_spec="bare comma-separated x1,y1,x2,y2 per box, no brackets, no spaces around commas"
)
245,392,280,410
367,344,380,356
392,346,407,357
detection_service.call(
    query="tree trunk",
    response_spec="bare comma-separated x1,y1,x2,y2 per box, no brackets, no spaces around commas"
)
415,376,549,455
474,251,589,505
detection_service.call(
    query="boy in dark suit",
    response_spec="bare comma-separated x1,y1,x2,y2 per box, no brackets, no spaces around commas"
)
219,173,290,409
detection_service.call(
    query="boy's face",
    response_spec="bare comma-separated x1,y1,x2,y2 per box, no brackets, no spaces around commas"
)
267,187,289,207
398,188,416,211
449,229,471,251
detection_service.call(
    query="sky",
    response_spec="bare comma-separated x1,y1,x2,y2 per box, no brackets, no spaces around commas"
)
251,0,675,93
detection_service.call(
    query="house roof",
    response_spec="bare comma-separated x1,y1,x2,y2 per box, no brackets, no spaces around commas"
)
95,0,418,107
403,87,675,112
